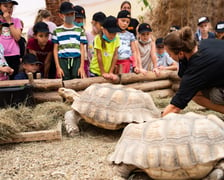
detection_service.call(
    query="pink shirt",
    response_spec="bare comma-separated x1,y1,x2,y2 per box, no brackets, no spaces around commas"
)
0,17,22,56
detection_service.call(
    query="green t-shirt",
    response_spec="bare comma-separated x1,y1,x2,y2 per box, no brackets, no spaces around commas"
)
89,34,120,75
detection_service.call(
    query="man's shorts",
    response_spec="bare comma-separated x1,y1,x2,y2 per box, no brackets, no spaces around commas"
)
202,87,224,105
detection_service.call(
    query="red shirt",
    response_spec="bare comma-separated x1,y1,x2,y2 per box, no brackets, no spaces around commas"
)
27,38,53,73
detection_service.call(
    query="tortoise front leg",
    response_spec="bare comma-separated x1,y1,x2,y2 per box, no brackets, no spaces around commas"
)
203,160,224,180
64,110,81,137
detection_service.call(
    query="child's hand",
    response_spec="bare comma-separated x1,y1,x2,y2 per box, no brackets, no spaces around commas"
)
109,73,118,81
102,73,111,79
0,66,14,75
152,67,160,76
133,67,140,74
56,67,64,79
139,68,147,75
158,66,166,70
78,68,86,78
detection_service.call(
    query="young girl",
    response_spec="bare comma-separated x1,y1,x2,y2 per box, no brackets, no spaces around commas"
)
0,43,14,80
86,11,106,77
116,10,140,74
0,0,22,79
137,23,158,73
27,9,56,40
89,16,121,81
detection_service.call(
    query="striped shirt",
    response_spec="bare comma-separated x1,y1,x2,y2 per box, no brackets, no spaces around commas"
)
52,25,87,58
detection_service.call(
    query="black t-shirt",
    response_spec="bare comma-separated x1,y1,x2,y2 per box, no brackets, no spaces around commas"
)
127,18,139,37
171,39,224,109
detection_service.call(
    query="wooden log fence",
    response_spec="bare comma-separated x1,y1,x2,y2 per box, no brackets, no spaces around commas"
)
0,70,180,102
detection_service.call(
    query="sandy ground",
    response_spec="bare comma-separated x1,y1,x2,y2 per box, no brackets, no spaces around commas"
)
0,98,223,180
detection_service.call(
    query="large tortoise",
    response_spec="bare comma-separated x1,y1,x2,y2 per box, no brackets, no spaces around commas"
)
58,83,161,136
108,112,224,180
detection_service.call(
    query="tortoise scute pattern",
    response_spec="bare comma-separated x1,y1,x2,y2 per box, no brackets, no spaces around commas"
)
71,83,160,128
109,112,224,179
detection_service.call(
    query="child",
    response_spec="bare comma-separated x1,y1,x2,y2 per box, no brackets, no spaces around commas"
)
14,53,42,80
73,5,86,28
155,37,177,71
52,2,87,80
27,21,54,78
86,11,106,76
27,9,56,40
116,10,140,74
0,0,22,79
137,23,158,74
195,16,215,42
89,16,121,81
215,21,224,40
0,43,14,80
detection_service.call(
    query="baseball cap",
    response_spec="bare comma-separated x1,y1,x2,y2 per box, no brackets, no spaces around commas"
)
103,16,121,33
138,23,152,34
74,5,86,18
169,25,180,32
59,2,75,14
215,21,224,33
33,22,50,34
22,54,43,65
198,16,209,26
92,12,106,24
156,38,164,48
117,10,131,19
0,0,18,5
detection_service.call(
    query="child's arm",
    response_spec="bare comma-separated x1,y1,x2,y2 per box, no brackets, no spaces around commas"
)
3,13,21,41
96,49,106,75
53,43,64,78
130,40,139,71
109,47,118,74
150,41,160,75
43,52,52,78
78,43,86,78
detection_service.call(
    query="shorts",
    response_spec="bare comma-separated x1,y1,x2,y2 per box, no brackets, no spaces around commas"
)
202,87,224,105
59,57,81,80
116,59,132,73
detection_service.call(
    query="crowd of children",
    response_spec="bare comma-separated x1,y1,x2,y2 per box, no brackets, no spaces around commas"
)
0,0,224,81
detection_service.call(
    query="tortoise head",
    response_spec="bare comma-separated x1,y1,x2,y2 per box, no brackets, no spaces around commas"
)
58,88,80,103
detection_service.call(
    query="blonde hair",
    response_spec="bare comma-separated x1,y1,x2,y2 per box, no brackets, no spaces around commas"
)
34,9,51,24
164,26,197,54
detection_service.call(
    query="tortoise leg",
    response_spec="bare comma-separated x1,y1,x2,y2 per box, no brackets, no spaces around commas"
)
203,160,224,180
203,169,224,180
112,164,136,179
64,110,81,137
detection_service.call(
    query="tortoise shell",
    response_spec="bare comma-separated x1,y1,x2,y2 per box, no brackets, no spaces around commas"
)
108,112,224,179
71,83,161,130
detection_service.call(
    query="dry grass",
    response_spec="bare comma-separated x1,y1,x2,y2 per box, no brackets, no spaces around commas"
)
0,98,223,180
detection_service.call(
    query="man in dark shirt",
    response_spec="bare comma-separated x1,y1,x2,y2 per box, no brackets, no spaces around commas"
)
162,27,224,116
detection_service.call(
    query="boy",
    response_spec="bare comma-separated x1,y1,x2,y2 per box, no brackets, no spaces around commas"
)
215,21,224,40
27,22,54,78
14,53,42,80
52,2,87,80
195,16,215,41
156,37,177,71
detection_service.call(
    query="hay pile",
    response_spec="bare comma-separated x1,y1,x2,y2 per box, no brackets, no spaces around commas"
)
146,0,224,37
0,102,70,141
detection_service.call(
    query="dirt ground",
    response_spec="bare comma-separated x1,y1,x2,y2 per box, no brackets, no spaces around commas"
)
0,98,223,180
